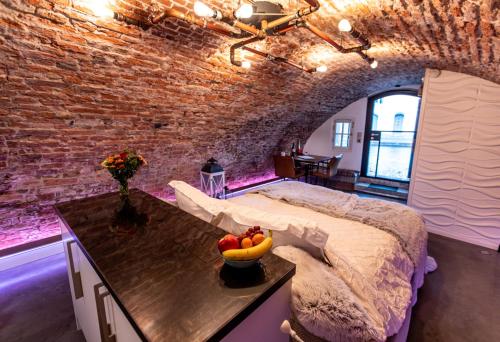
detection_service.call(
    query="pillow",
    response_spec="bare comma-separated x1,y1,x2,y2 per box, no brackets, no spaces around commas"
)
215,201,329,260
168,180,329,261
168,180,226,223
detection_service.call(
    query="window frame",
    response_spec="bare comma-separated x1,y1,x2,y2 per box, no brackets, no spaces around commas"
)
361,89,421,183
333,119,353,151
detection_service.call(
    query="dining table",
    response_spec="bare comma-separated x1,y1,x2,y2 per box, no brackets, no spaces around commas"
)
293,154,332,183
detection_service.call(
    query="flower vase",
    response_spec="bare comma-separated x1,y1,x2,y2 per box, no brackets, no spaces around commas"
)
119,179,129,198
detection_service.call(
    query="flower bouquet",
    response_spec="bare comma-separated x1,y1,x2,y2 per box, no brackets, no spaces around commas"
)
101,149,147,198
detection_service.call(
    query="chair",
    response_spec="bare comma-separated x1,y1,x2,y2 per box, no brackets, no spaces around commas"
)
311,154,343,186
273,155,305,180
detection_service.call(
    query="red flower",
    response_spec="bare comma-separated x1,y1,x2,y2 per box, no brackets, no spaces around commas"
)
120,152,128,160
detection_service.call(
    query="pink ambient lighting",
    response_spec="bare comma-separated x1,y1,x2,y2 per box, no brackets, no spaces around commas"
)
0,171,277,253
0,224,60,252
226,170,277,191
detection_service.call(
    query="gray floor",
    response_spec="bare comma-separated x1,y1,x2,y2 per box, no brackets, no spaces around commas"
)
408,234,500,342
0,234,498,342
0,253,85,342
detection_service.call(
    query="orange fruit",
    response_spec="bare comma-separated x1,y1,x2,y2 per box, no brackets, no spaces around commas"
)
252,233,265,246
241,237,253,249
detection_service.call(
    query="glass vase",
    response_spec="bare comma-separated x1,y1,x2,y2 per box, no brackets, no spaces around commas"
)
119,179,129,198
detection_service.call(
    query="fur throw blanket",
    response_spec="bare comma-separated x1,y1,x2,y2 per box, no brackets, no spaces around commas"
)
274,246,385,341
252,181,427,267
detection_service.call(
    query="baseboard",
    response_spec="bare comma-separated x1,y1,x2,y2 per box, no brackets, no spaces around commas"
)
0,235,62,258
0,241,64,272
426,227,498,250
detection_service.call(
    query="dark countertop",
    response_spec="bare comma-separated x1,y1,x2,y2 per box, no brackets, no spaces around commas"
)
55,189,295,342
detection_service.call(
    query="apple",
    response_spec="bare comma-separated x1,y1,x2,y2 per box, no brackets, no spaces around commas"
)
218,234,240,253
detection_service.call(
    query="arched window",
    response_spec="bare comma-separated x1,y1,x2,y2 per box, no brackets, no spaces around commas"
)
393,113,404,131
362,89,421,182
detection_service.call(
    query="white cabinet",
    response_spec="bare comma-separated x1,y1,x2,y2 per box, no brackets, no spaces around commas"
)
62,217,291,342
63,239,141,342
221,280,291,342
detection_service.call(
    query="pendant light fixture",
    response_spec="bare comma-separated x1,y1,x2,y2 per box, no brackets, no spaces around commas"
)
109,1,377,73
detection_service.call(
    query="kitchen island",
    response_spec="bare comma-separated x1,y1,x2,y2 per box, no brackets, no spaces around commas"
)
56,189,295,342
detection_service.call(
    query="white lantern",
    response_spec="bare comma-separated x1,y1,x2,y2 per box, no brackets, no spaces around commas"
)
200,158,225,199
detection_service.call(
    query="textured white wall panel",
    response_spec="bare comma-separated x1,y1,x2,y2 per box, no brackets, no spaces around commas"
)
409,70,500,250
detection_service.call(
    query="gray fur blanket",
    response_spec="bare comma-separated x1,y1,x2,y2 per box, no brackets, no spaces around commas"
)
274,246,384,341
252,181,427,267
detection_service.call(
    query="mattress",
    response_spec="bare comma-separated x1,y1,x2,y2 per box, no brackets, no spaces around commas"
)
228,193,427,341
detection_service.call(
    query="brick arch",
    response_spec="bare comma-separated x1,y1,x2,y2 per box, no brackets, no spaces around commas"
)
0,0,498,250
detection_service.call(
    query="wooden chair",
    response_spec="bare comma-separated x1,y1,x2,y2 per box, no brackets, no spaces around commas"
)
273,155,305,181
311,154,343,186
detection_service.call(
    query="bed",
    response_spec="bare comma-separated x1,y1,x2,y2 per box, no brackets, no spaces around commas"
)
170,180,430,342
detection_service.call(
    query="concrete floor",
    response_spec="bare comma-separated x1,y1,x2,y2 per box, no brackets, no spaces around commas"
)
0,253,85,342
408,234,500,342
0,234,498,342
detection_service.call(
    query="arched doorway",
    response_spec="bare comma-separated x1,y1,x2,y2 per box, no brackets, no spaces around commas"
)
361,90,421,182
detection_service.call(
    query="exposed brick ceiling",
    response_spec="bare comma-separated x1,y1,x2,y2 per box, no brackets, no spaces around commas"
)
0,0,498,249
116,0,500,133
122,0,499,83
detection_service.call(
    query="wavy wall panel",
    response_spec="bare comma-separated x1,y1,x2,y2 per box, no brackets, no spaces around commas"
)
408,70,500,250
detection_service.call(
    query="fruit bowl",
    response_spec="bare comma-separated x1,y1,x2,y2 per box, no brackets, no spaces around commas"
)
218,226,273,269
222,258,260,268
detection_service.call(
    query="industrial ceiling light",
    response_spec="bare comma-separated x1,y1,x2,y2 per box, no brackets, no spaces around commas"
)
241,61,252,69
338,19,352,33
111,1,376,73
88,0,114,18
234,4,254,19
193,1,221,19
315,65,328,73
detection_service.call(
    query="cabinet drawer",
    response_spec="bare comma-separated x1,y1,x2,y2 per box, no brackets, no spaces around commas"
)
72,245,141,342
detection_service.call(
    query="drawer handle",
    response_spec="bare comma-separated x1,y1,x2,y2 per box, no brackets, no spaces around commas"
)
94,283,117,342
67,241,83,299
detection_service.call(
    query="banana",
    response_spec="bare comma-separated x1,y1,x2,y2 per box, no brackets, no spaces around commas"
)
222,237,273,261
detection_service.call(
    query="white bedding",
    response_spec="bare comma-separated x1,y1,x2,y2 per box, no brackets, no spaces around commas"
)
228,192,426,340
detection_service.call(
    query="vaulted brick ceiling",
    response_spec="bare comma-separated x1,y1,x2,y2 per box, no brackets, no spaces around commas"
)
129,0,500,81
0,0,498,249
118,0,499,137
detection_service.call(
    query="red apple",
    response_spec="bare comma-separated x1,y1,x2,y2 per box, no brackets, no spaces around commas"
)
218,234,240,253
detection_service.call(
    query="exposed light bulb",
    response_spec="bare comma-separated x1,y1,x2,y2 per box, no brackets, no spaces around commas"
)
194,1,215,18
241,61,251,69
88,0,114,18
338,19,352,32
316,65,327,73
370,60,378,69
234,4,253,19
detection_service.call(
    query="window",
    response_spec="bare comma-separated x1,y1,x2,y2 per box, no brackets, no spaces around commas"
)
393,113,404,131
333,120,352,149
372,113,379,130
362,90,421,182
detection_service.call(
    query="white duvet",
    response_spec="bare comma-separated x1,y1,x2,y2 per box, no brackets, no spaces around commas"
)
229,192,422,341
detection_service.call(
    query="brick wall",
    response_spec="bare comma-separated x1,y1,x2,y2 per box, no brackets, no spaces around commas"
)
0,0,498,251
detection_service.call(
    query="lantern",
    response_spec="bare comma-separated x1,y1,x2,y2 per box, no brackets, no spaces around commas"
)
200,158,225,199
